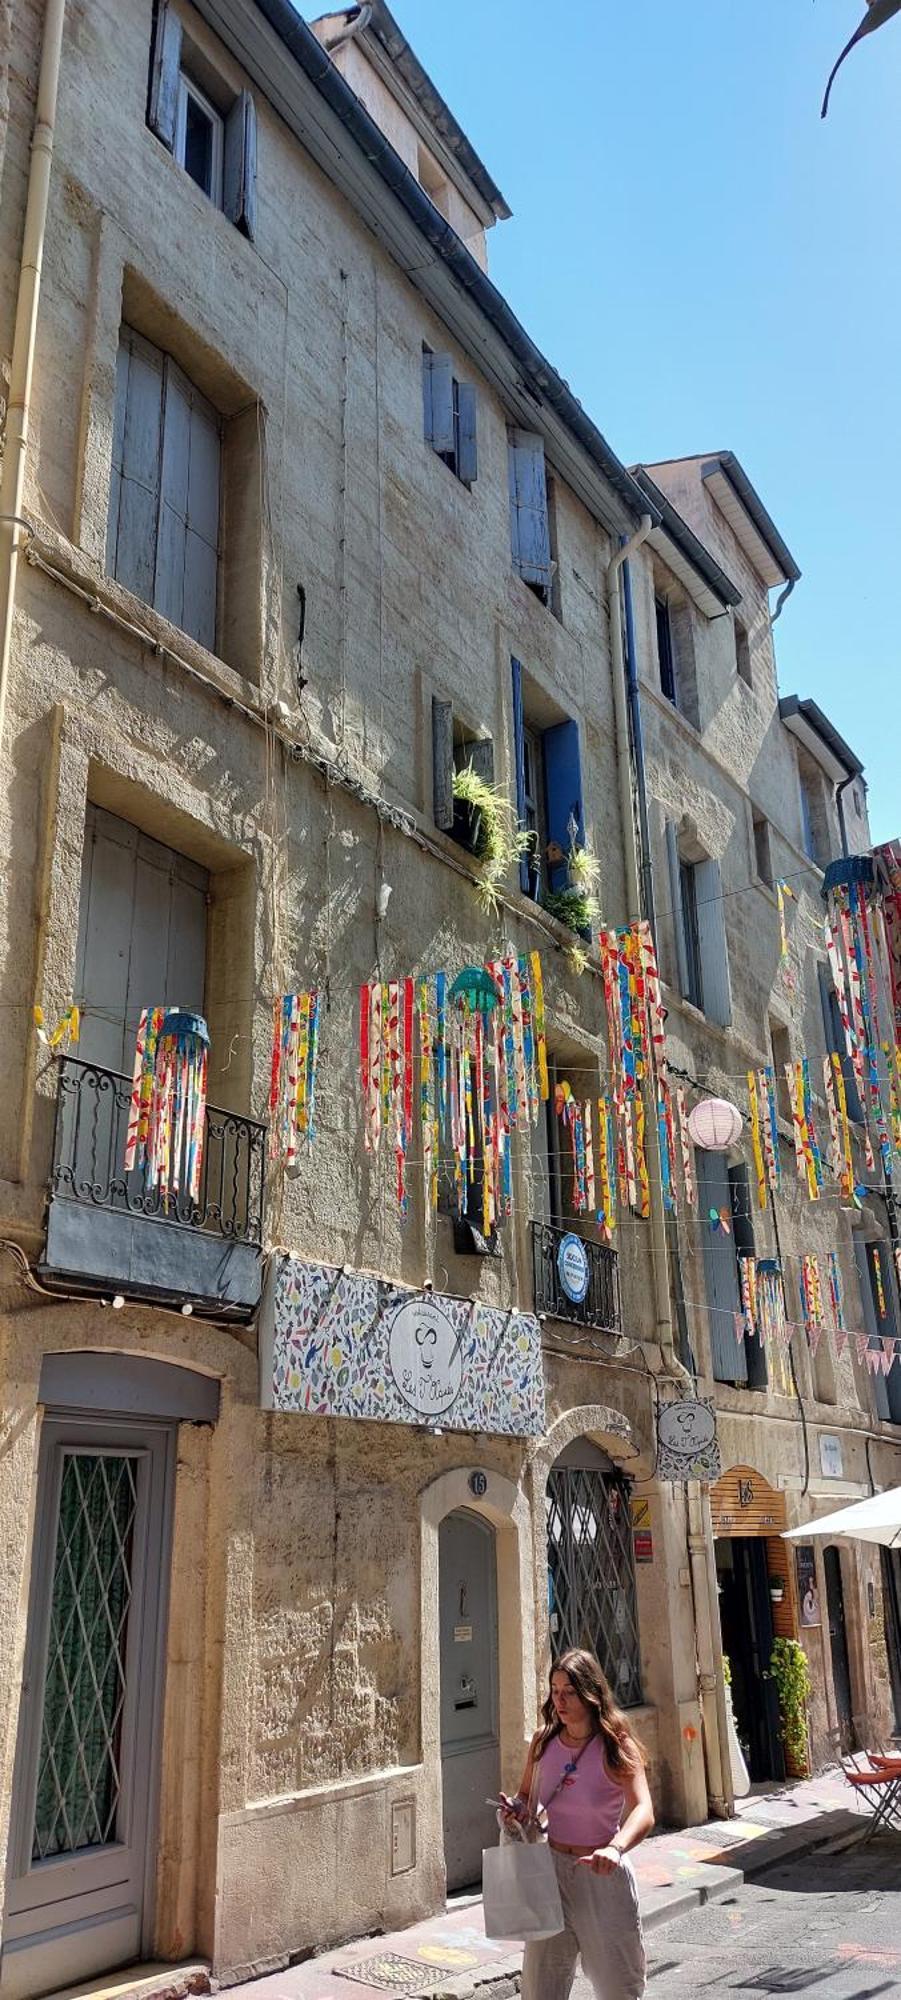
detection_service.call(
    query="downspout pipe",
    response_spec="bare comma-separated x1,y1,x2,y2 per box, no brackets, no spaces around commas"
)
608,526,732,1818
0,0,67,770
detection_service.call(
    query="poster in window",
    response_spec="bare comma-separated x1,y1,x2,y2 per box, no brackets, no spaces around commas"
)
795,1544,821,1627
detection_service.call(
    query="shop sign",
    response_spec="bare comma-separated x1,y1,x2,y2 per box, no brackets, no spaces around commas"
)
556,1232,590,1304
794,1543,821,1627
262,1254,546,1436
631,1495,653,1563
656,1396,721,1484
819,1434,844,1479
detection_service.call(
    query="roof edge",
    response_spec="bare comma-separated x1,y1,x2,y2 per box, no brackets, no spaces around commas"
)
701,452,801,585
226,0,657,533
631,468,742,609
779,696,863,781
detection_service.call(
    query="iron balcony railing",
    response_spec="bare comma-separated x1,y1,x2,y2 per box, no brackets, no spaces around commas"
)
48,1055,266,1246
531,1219,621,1335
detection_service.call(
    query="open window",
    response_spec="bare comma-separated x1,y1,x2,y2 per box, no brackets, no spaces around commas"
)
734,615,753,688
422,348,477,485
511,659,583,903
752,810,773,889
431,698,493,851
148,0,257,239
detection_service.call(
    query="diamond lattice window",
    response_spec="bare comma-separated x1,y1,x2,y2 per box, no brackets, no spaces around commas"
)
546,1468,643,1708
32,1453,138,1859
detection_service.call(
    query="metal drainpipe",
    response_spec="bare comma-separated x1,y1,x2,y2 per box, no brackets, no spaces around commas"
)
611,533,733,1817
0,0,67,773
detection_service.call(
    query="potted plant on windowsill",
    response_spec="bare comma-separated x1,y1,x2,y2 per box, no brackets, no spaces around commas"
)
541,842,601,945
451,762,531,912
769,1574,785,1604
769,1637,812,1779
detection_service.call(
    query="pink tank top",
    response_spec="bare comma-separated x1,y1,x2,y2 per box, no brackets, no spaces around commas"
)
536,1732,625,1847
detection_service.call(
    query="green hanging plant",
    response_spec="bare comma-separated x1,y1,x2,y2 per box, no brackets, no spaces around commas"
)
769,1638,812,1773
541,841,601,944
722,1653,732,1688
452,763,531,913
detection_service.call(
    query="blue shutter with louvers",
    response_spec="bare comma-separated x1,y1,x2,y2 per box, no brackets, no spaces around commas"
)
543,720,583,893
508,430,552,587
224,90,257,241
696,1150,746,1383
148,0,182,151
457,383,478,483
511,658,530,894
695,857,732,1027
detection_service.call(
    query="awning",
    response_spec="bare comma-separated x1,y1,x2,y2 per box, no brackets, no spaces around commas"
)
783,1486,901,1549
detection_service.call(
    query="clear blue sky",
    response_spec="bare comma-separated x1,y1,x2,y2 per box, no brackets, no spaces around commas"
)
305,1,900,841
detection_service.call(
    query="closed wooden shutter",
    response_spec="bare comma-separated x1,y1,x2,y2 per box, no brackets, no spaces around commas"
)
695,857,732,1027
74,807,208,1074
109,333,220,651
697,1149,746,1383
507,430,552,589
432,697,454,831
107,330,164,603
148,0,182,150
542,720,583,892
665,820,690,995
156,361,220,649
224,89,257,240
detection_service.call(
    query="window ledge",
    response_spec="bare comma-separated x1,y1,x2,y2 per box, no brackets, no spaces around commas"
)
637,676,703,742
23,522,261,706
508,568,562,629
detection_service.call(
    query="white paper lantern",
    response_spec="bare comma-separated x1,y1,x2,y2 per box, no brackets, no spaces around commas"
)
686,1096,743,1151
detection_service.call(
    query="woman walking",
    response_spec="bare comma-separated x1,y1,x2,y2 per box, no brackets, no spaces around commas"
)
504,1648,653,2000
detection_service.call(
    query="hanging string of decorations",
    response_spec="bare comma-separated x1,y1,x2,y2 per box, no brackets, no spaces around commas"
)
824,856,901,1188
359,951,550,1224
124,1007,210,1203
268,990,321,1168
721,1249,901,1374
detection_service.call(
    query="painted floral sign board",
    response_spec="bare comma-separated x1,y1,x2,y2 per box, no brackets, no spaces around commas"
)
262,1254,546,1436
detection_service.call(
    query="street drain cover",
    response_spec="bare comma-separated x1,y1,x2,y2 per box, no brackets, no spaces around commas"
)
744,1970,833,1992
688,1825,750,1849
333,1954,452,1991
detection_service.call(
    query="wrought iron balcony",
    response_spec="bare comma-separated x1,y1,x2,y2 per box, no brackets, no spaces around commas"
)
40,1056,266,1316
531,1219,620,1338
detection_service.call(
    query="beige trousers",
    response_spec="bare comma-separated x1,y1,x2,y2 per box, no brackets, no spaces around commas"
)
520,1850,646,2000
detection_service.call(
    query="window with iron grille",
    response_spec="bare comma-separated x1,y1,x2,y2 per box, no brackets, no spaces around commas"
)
546,1445,642,1707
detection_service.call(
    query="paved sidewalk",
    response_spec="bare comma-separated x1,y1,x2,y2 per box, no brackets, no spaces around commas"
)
231,1769,864,2000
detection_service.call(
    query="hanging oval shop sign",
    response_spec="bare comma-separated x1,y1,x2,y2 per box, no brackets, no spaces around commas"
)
557,1232,590,1304
656,1397,721,1483
386,1297,463,1417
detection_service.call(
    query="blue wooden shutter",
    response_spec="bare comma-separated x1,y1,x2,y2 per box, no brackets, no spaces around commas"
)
148,0,182,151
456,383,478,483
542,721,583,892
511,658,530,893
507,429,551,587
695,857,732,1028
696,1150,746,1383
224,90,257,241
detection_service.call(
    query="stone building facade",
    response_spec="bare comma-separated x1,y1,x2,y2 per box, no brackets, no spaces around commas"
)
630,454,901,1778
0,3,898,1997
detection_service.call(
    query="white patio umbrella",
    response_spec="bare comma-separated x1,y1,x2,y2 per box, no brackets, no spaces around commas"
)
783,1486,901,1549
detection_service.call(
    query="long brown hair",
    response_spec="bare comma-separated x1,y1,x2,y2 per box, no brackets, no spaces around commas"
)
535,1649,648,1776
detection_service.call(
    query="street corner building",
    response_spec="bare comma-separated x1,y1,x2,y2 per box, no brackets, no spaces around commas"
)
0,2,900,1996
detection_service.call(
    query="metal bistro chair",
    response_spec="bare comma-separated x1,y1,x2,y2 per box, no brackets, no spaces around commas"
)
840,1723,901,1842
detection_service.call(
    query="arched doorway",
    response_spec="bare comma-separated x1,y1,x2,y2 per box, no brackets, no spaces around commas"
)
438,1508,500,1891
546,1439,642,1708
